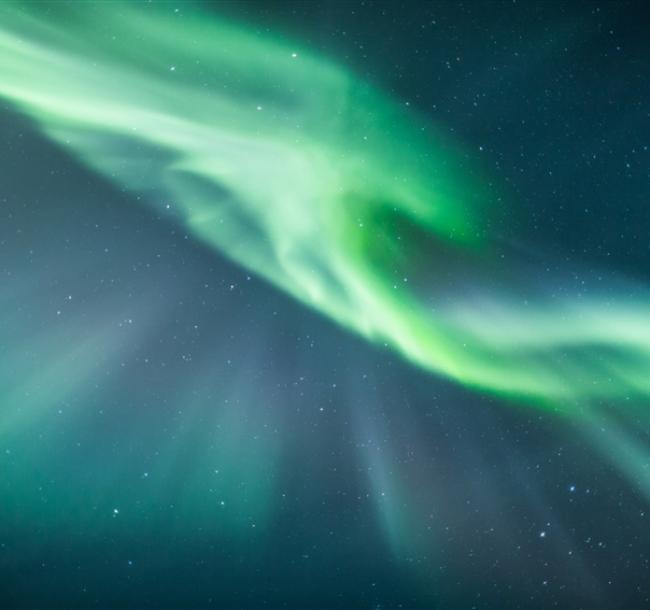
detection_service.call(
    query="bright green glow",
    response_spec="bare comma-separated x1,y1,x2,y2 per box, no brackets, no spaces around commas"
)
1,1,650,409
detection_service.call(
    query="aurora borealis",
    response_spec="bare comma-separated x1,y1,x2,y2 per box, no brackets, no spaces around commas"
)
5,0,650,407
1,1,650,609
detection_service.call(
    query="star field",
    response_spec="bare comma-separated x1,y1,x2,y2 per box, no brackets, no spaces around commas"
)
1,2,650,609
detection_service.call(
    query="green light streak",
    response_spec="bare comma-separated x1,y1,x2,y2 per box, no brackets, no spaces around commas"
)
1,1,649,410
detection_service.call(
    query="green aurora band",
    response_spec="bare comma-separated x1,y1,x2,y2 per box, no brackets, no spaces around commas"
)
1,1,650,410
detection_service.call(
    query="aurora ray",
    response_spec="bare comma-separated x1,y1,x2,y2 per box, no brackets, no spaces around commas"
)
1,0,649,409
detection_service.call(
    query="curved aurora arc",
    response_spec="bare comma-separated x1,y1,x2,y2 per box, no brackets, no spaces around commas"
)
1,0,650,411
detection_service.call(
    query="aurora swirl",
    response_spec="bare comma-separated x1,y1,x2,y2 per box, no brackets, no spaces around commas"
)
3,3,650,608
1,0,649,411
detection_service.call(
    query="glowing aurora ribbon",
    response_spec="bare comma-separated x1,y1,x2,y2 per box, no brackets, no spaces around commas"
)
1,1,649,409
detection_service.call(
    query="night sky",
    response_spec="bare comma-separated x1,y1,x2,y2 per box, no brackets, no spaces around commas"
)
1,2,650,609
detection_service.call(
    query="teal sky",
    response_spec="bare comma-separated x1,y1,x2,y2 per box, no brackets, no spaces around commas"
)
1,2,649,609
